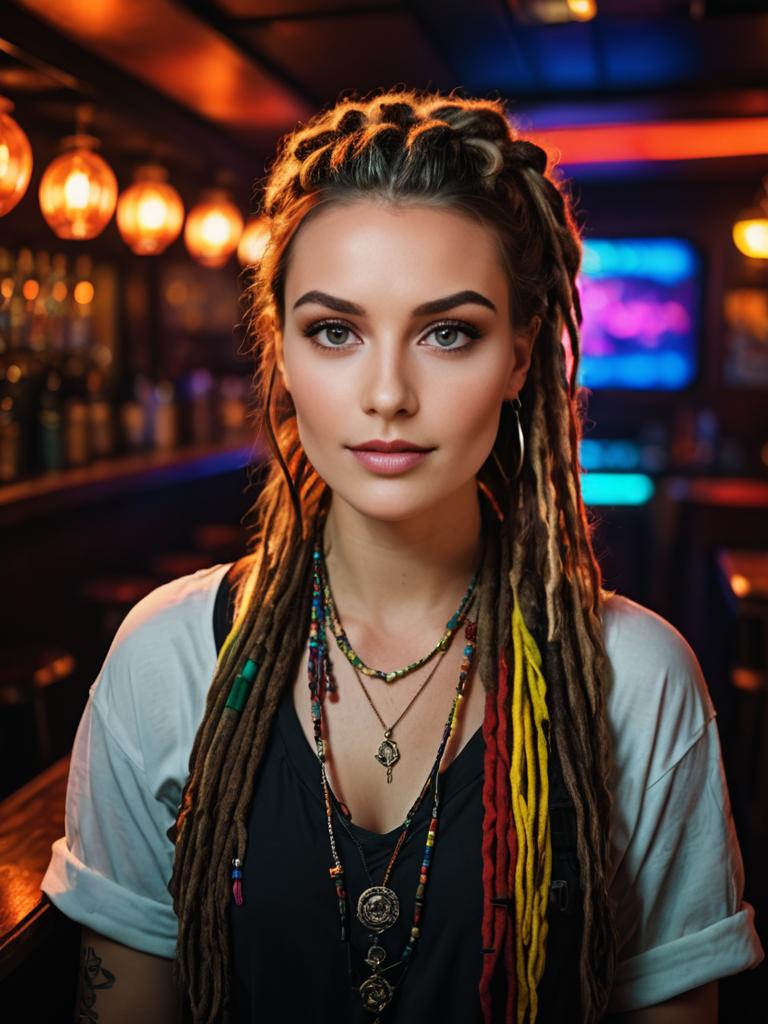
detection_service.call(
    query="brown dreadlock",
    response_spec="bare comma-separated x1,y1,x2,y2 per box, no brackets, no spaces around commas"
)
168,86,618,1023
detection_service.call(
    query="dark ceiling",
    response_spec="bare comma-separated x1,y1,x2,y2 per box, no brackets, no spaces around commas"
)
1,0,767,195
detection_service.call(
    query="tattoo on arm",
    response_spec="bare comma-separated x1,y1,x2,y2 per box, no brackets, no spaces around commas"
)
77,945,116,1023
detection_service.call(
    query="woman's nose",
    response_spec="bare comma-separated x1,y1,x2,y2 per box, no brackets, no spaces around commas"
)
360,346,419,417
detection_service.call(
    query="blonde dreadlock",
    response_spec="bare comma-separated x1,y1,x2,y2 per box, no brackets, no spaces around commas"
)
168,86,617,1023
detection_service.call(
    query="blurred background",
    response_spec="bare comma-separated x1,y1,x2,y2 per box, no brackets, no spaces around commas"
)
0,0,767,1019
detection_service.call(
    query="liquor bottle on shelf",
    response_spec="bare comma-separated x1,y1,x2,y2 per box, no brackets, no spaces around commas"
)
1,248,47,479
0,251,22,481
85,359,115,460
36,253,70,474
185,367,215,445
153,379,178,451
29,251,64,474
119,372,150,453
0,248,22,483
0,394,22,483
47,253,70,374
28,252,53,357
218,374,249,443
38,365,65,473
60,254,93,468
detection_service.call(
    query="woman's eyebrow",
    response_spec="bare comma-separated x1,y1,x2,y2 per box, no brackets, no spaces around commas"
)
292,289,497,315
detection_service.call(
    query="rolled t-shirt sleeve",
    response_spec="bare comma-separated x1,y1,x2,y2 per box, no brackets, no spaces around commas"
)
40,565,227,956
40,686,179,957
606,715,764,1011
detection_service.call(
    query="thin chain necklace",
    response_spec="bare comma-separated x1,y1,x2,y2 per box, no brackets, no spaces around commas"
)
318,549,480,683
308,538,480,1021
352,588,478,783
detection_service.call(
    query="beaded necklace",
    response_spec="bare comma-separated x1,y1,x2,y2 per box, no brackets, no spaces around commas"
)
308,540,479,1021
317,545,479,784
320,551,480,683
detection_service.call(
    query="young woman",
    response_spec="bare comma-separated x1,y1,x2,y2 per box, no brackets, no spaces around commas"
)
42,88,763,1024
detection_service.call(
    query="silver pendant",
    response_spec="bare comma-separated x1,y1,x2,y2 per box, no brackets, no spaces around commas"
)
374,730,400,784
360,972,394,1014
357,885,400,931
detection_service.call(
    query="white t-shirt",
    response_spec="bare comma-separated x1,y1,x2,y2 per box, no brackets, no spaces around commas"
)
40,562,764,1012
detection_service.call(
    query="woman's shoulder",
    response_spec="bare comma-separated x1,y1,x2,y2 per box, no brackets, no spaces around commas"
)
598,591,717,790
88,561,233,776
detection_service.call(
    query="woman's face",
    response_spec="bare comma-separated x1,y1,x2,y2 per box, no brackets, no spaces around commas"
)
278,199,537,523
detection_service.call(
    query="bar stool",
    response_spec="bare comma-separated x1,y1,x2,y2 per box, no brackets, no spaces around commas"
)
150,551,212,583
80,576,159,663
193,522,245,564
0,647,78,798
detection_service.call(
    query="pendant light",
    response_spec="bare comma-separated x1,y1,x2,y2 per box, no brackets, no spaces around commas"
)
237,216,270,267
0,97,33,216
117,164,185,255
184,187,243,268
732,176,768,260
39,108,117,240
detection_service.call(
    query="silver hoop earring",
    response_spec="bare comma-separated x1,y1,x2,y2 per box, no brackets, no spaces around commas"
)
491,397,524,485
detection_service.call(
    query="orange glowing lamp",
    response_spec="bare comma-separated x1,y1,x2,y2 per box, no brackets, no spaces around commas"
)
39,133,118,240
117,164,185,255
0,98,33,216
732,177,768,260
184,188,243,268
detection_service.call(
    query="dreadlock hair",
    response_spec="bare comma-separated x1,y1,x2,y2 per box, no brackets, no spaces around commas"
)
167,85,618,1024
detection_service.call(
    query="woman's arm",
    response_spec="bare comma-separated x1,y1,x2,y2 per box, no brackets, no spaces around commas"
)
74,926,179,1024
606,980,718,1023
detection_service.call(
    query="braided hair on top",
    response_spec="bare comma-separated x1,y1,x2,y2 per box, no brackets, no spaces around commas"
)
167,86,617,1023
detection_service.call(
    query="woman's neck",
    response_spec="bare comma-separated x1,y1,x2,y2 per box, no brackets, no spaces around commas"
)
321,482,485,636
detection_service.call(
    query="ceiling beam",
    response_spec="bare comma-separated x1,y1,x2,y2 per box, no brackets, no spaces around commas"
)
2,1,260,184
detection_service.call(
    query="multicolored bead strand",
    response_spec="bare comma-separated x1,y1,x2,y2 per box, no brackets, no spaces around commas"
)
401,619,477,969
308,532,480,1015
316,542,481,683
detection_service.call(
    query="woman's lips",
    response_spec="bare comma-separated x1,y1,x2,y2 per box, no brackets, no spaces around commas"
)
348,448,431,474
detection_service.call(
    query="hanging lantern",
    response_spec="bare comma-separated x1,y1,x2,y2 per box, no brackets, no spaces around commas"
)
0,97,33,216
39,133,118,240
733,215,768,259
184,188,243,268
732,175,768,260
237,216,270,267
117,164,185,255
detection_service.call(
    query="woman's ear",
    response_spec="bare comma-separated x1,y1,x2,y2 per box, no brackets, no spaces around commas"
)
503,315,541,401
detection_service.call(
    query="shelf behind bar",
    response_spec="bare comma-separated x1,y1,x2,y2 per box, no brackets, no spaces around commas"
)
0,434,264,528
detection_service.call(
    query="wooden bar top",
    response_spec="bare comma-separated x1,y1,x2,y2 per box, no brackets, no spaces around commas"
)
0,754,70,978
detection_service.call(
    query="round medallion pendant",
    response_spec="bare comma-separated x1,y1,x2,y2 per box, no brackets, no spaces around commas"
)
375,737,400,771
360,972,394,1013
357,885,400,931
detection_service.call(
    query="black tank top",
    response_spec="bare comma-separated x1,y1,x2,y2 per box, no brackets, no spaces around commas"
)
213,565,583,1022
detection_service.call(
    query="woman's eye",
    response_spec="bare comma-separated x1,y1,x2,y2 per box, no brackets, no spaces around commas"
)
303,322,355,349
302,319,482,354
425,322,483,353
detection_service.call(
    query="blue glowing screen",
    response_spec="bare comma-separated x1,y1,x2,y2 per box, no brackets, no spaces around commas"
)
577,238,700,391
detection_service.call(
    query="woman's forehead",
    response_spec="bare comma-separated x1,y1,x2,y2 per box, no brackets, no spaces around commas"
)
284,200,508,311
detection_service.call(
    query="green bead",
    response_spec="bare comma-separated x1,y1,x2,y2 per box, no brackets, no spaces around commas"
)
224,660,260,713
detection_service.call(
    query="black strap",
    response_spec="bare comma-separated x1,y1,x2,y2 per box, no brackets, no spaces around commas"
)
213,564,237,654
